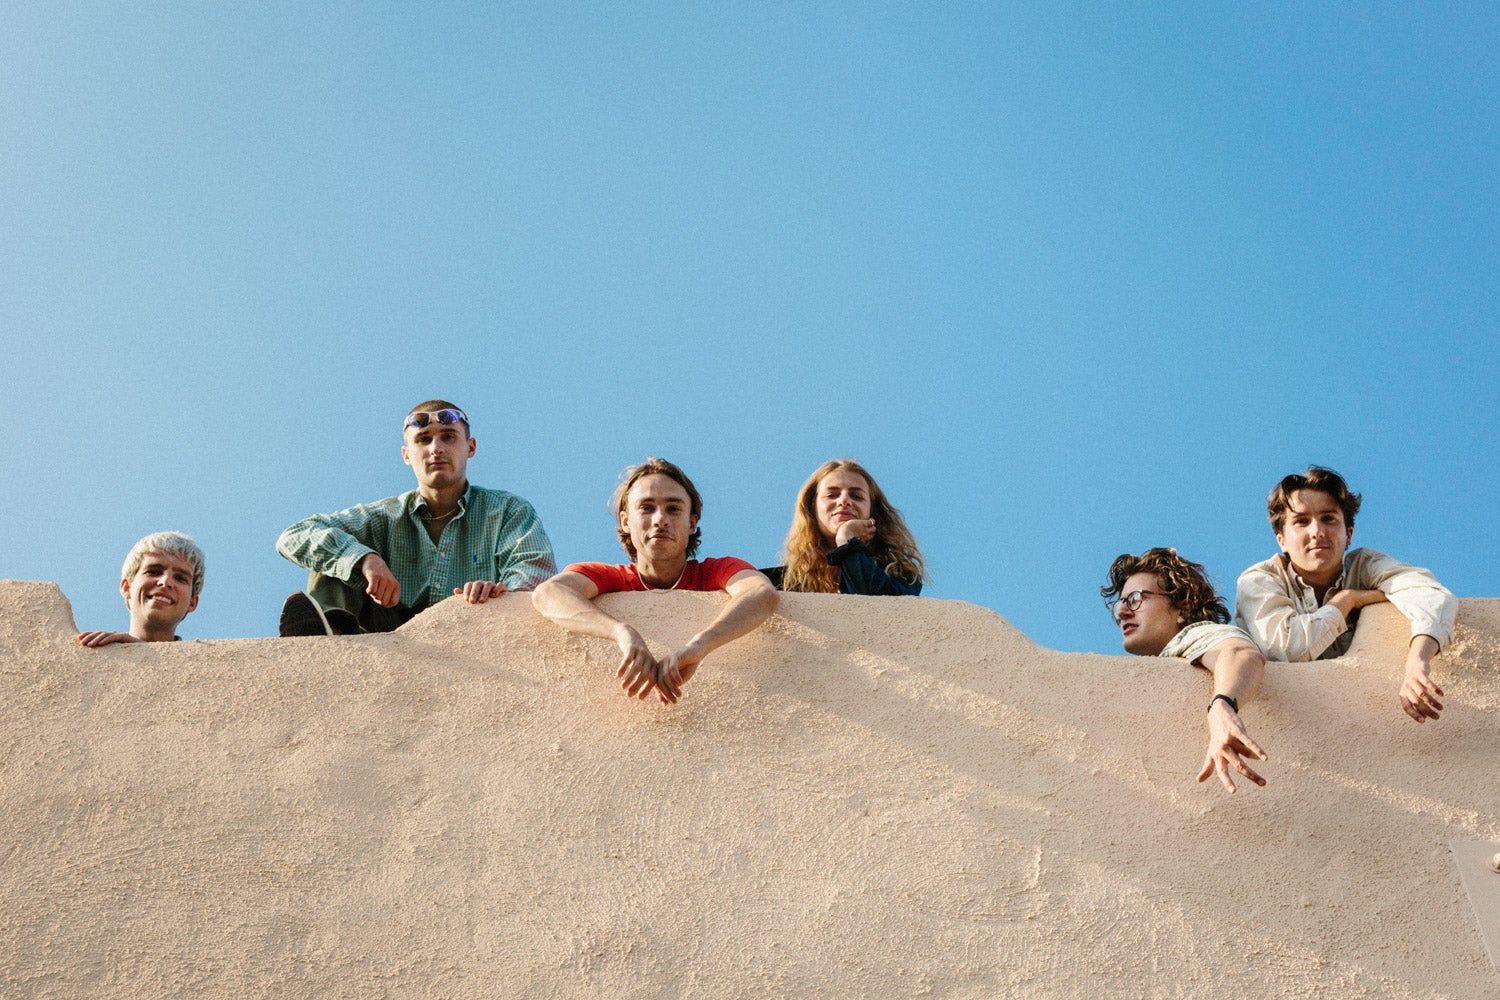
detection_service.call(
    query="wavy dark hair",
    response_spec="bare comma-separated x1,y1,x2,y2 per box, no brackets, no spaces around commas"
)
611,457,703,559
1100,547,1229,625
1266,465,1361,533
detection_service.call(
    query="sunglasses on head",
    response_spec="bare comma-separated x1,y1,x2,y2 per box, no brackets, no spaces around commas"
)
404,408,468,431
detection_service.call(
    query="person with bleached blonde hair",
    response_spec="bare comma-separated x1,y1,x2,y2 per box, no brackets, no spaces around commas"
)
766,459,924,596
76,531,206,646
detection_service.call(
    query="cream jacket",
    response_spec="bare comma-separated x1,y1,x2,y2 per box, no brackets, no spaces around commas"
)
1234,548,1456,662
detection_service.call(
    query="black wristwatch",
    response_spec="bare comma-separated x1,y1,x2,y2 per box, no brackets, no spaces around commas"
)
1208,693,1239,714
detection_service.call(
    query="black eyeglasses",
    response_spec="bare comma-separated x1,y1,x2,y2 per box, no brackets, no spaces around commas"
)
1105,589,1165,618
404,408,468,431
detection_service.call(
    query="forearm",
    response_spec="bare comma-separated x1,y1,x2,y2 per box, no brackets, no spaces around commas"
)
276,516,376,580
1407,634,1440,673
682,586,779,660
531,580,630,643
1210,646,1264,705
1196,641,1269,792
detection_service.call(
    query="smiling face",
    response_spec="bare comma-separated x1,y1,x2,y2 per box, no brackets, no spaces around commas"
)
120,551,199,637
815,469,872,544
402,420,475,492
1275,488,1352,587
1114,571,1185,656
620,473,698,564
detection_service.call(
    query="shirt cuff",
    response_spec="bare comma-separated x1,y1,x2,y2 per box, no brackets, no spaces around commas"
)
332,545,377,582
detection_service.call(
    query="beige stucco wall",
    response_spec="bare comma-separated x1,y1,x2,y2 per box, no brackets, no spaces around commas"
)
1,580,1496,998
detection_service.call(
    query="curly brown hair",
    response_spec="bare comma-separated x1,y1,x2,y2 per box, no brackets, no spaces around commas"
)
1100,548,1230,625
610,457,703,560
1266,466,1361,533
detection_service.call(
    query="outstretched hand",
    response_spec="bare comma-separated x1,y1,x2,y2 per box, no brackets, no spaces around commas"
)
1196,701,1268,794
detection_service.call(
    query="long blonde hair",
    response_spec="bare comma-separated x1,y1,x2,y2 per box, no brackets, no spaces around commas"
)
779,459,925,593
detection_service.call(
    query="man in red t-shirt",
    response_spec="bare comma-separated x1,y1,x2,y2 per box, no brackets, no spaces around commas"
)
532,457,779,704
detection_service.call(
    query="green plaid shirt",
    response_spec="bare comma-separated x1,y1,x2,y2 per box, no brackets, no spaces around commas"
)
277,484,557,609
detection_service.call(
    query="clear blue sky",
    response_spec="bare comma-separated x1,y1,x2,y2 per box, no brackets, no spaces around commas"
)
3,3,1495,654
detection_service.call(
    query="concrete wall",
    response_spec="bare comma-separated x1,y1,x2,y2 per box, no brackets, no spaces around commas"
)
1,581,1496,998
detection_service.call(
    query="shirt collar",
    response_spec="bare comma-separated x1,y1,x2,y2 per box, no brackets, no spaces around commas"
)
1279,552,1346,595
412,483,472,515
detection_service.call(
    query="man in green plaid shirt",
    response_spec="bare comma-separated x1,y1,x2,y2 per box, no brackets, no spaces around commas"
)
276,400,557,636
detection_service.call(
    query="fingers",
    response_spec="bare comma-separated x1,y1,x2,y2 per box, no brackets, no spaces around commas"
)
1401,676,1444,722
625,664,657,700
1230,731,1268,763
655,661,682,704
1208,752,1262,795
1227,752,1266,789
1198,752,1238,794
453,581,508,603
1199,746,1267,794
617,647,658,700
366,576,400,607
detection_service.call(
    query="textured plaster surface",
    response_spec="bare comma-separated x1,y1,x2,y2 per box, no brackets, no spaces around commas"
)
1,581,1496,998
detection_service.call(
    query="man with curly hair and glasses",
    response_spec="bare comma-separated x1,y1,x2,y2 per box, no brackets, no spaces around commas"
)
1235,466,1457,724
1103,547,1268,794
276,400,556,636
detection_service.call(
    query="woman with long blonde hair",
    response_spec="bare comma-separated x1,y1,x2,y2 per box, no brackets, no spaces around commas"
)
770,459,924,595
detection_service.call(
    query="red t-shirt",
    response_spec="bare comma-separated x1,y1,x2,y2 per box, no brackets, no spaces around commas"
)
565,557,756,594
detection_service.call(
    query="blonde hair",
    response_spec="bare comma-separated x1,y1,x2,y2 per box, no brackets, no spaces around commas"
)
122,532,206,599
779,459,924,593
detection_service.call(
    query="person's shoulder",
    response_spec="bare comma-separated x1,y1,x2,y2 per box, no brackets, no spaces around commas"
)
353,490,412,512
686,557,759,592
1187,620,1255,645
1237,554,1287,585
701,555,755,571
702,556,758,580
291,491,408,521
1162,621,1257,661
1344,546,1387,565
564,562,636,593
466,485,541,514
564,561,630,574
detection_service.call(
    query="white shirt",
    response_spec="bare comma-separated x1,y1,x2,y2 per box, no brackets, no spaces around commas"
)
1234,547,1456,662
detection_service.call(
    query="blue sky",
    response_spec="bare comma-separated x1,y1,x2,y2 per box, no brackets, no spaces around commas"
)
2,3,1495,654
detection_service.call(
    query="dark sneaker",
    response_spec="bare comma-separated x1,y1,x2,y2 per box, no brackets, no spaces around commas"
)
279,592,332,637
324,607,363,635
